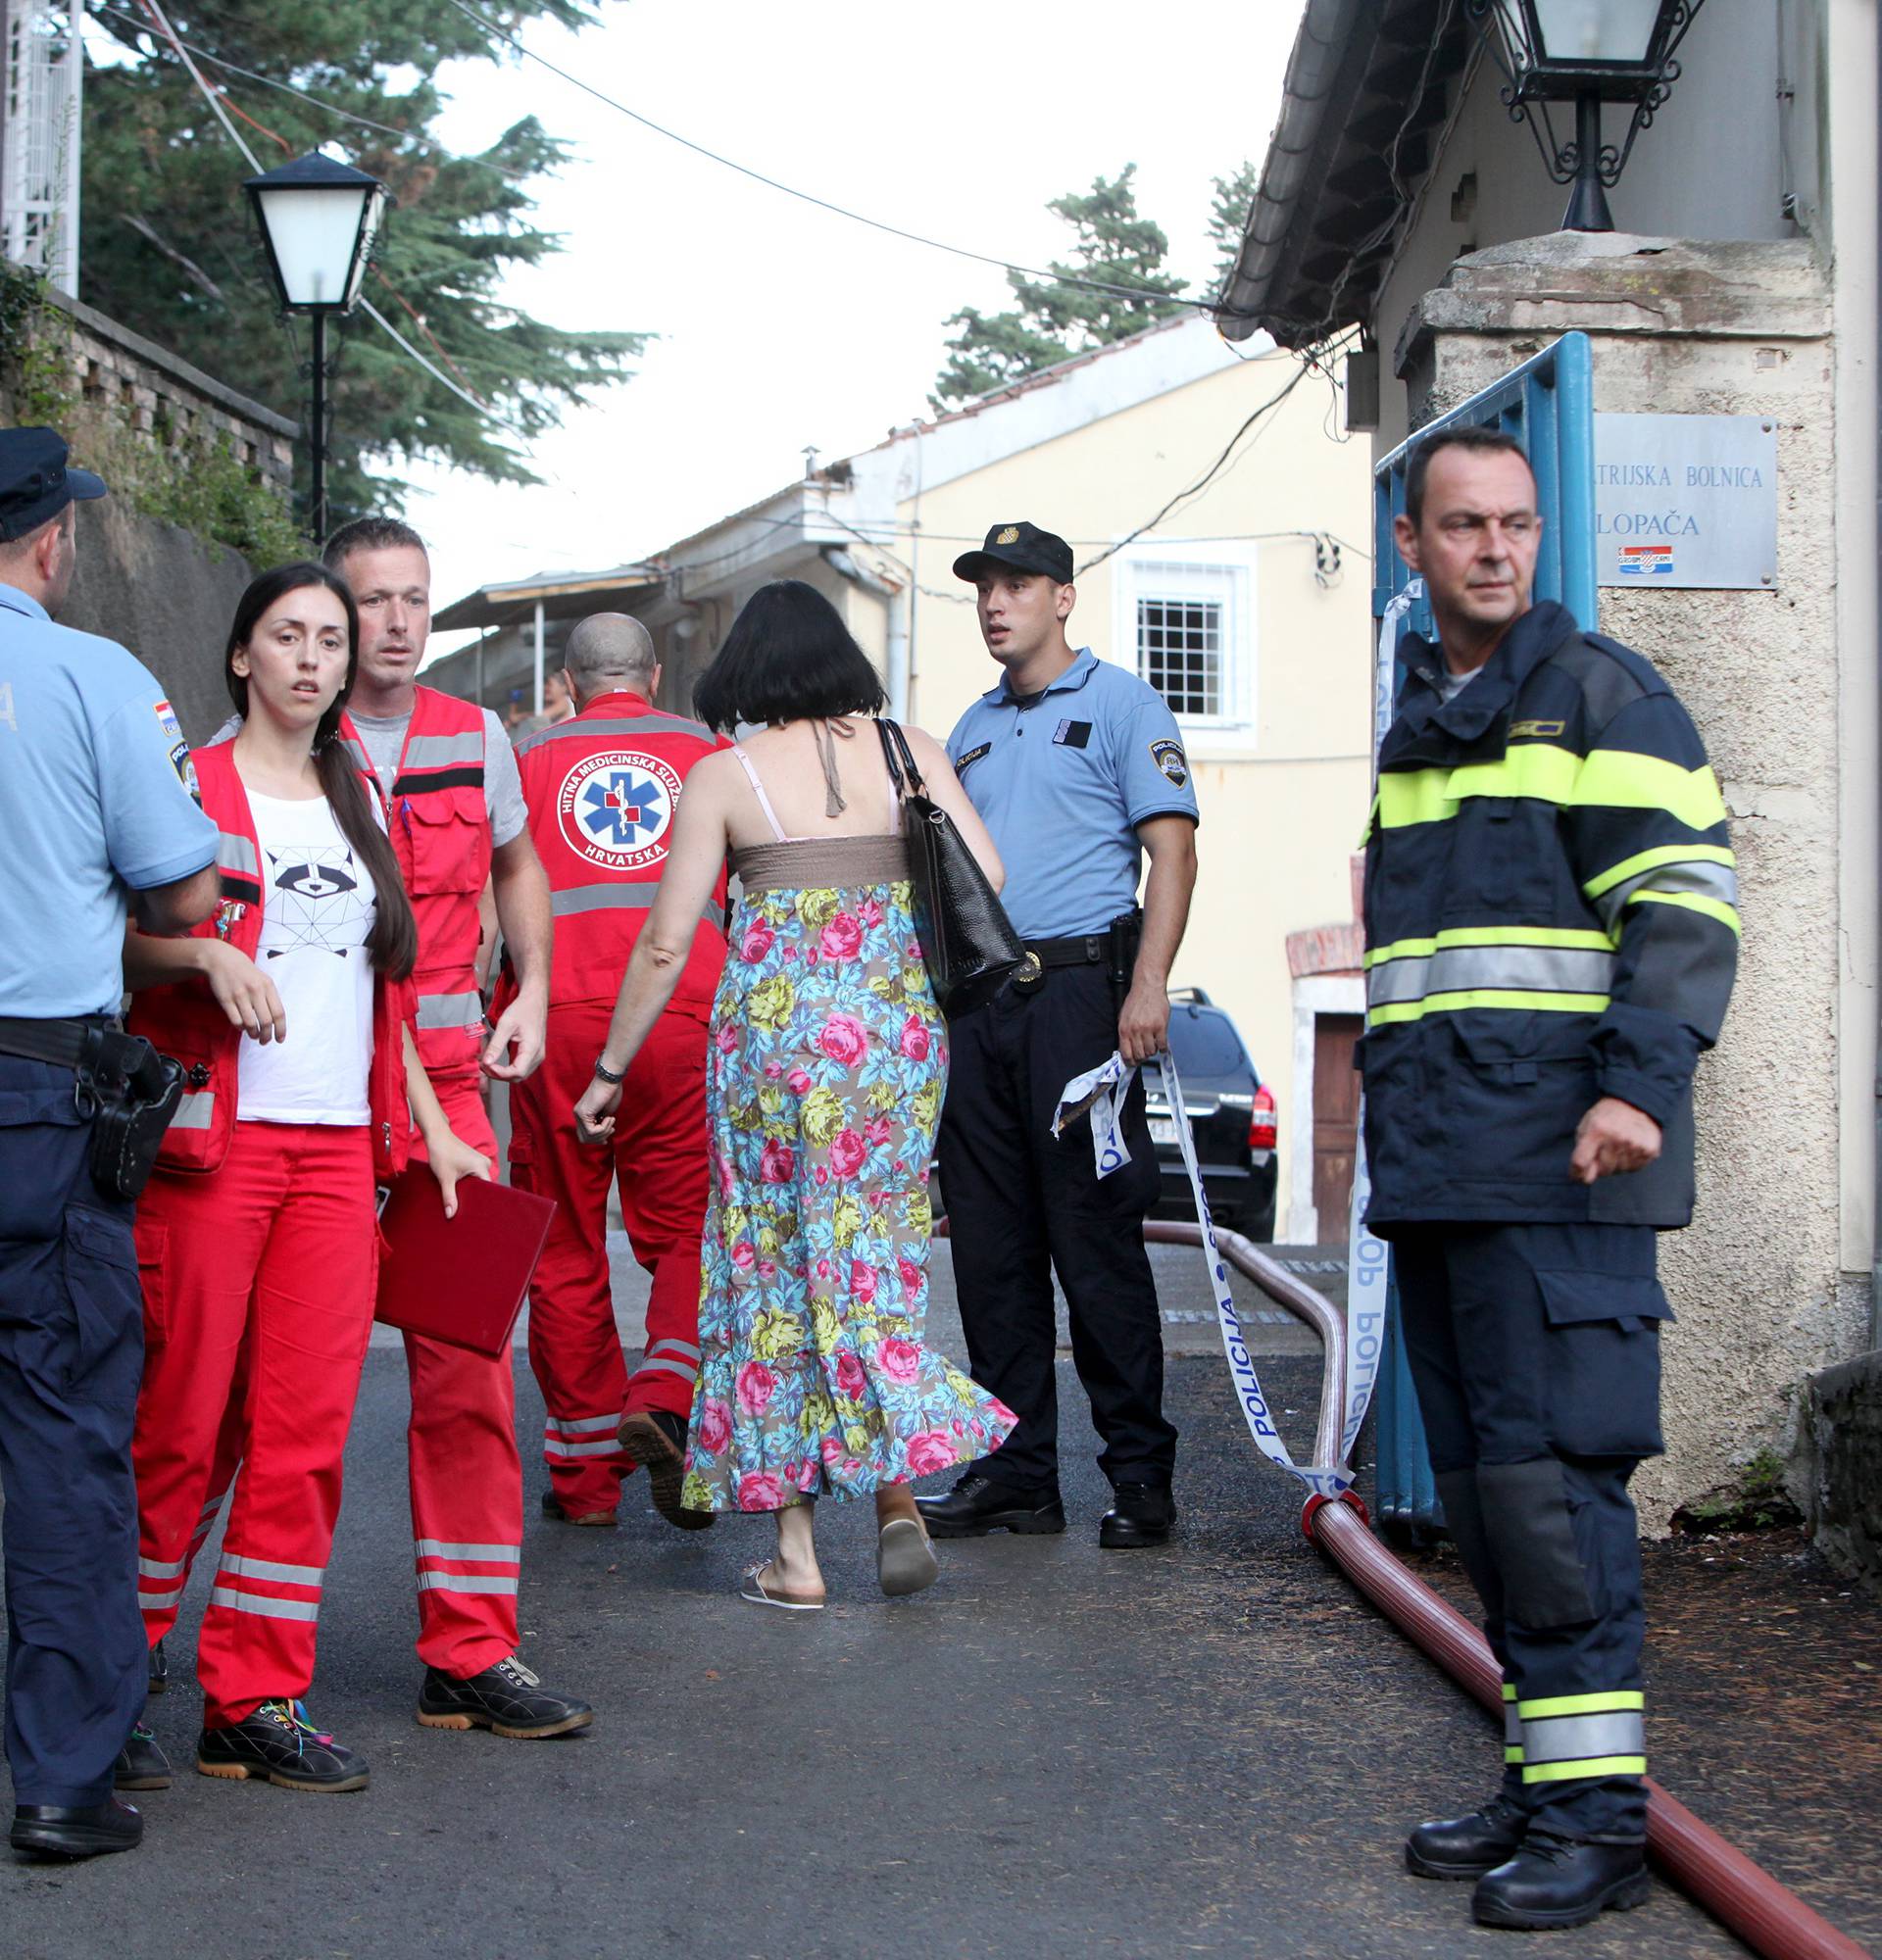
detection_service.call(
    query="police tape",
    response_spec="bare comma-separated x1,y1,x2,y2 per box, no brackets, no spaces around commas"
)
1053,1051,1384,1497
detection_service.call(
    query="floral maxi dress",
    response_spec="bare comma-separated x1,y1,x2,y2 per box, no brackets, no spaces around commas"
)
681,821,1016,1513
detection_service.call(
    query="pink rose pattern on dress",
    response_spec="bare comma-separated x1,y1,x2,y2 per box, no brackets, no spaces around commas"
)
680,867,1016,1514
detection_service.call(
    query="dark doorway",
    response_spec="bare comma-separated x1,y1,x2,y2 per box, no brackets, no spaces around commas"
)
1312,1012,1363,1235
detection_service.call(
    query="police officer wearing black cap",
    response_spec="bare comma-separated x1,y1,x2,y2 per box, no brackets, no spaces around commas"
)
0,428,219,1858
918,521,1199,1548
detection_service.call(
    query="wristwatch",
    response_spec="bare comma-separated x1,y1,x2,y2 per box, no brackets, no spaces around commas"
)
592,1056,624,1085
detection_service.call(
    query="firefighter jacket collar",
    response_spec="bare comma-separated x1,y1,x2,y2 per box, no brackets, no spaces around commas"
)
1387,601,1581,760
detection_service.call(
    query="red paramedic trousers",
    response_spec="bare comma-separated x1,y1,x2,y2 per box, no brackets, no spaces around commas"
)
131,1123,375,1729
509,1002,711,1520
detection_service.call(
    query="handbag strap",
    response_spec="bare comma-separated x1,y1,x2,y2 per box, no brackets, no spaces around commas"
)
875,717,926,799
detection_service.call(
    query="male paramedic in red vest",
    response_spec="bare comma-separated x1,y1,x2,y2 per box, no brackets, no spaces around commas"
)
322,517,590,1737
510,613,726,1530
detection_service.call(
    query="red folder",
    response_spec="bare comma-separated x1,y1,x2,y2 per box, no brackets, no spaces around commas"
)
374,1170,557,1356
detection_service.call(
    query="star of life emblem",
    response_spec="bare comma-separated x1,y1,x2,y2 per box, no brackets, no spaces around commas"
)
557,748,684,871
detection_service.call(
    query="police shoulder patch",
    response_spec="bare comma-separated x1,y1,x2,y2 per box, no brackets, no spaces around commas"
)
953,741,991,776
1149,737,1189,788
169,738,202,807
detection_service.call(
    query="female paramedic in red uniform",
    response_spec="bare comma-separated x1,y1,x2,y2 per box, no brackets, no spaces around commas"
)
124,563,488,1795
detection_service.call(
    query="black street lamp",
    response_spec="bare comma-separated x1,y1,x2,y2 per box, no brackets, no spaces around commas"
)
244,151,390,540
1467,1,1707,232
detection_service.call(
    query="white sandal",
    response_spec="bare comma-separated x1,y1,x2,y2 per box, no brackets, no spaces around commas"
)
738,1561,825,1612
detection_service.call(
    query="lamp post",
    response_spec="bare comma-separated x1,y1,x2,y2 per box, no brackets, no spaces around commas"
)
244,151,389,541
1467,1,1708,232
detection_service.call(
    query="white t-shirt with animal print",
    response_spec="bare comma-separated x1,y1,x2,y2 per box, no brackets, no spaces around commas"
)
236,790,384,1126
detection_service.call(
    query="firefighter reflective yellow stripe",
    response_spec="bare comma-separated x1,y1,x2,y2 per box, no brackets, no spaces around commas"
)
1582,845,1740,935
1368,990,1610,1029
1364,926,1615,968
1628,889,1742,934
417,991,485,1030
1366,944,1616,1009
1447,744,1581,806
1571,750,1729,831
1375,770,1458,829
1516,1690,1646,1785
1504,1682,1523,1767
171,1092,215,1131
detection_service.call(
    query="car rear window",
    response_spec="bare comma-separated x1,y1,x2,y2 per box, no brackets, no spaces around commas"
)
1167,1008,1250,1077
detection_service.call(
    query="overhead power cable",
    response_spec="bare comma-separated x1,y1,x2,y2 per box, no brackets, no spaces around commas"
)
441,0,1256,322
132,0,524,434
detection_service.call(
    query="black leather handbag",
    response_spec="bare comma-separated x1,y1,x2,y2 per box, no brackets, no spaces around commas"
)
876,718,1025,1015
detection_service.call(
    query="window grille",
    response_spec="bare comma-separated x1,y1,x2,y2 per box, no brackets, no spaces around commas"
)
3,0,81,296
1137,593,1224,719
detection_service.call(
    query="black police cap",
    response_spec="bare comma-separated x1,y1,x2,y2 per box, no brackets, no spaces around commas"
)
0,427,106,542
952,520,1074,585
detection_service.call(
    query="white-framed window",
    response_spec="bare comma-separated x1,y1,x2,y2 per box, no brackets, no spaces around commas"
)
1111,547,1256,742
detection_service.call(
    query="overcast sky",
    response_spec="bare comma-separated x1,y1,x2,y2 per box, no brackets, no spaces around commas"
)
378,2,1295,657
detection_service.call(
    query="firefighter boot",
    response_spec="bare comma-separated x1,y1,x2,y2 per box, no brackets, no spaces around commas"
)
1405,1793,1527,1879
1472,1835,1651,1930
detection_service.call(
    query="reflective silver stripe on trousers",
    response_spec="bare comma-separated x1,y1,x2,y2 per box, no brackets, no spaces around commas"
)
139,1553,187,1581
217,831,260,877
634,1357,698,1383
1365,945,1617,1008
207,1586,321,1622
1518,1710,1646,1765
220,1553,323,1586
545,1413,618,1436
1591,858,1739,932
171,1091,215,1131
1505,1699,1523,1752
417,992,485,1030
401,731,487,768
417,1572,520,1595
414,1541,520,1563
647,1339,702,1363
543,1436,620,1458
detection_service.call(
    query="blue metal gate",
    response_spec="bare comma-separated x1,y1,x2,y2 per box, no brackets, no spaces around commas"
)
1363,332,1599,1535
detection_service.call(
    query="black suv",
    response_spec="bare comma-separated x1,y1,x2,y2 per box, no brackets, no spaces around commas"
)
1141,989,1278,1242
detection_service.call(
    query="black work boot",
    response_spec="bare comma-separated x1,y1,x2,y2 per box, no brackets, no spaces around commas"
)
197,1700,369,1792
1405,1793,1527,1879
114,1724,173,1791
1472,1833,1651,1930
146,1636,168,1696
617,1409,715,1532
916,1474,1065,1539
1099,1482,1175,1548
539,1488,617,1528
416,1654,593,1740
11,1796,142,1859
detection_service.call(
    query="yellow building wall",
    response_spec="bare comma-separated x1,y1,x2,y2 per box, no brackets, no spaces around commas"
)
894,350,1373,1236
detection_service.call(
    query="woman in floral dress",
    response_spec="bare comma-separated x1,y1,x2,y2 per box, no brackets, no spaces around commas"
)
575,581,1015,1608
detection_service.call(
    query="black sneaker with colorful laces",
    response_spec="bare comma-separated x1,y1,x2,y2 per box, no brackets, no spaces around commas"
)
416,1655,593,1740
114,1724,172,1791
196,1700,370,1792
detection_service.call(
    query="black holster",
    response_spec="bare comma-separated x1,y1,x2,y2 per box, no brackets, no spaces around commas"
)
79,1029,183,1200
1105,908,1143,1010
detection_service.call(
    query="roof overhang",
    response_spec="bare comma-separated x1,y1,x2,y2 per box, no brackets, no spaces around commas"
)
1220,0,1470,347
432,564,665,632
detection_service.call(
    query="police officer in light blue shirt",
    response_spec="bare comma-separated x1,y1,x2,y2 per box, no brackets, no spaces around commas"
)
0,428,218,1859
918,521,1199,1552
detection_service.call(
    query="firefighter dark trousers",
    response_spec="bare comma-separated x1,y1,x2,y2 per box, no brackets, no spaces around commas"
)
1393,1221,1669,1842
0,1055,146,1806
937,962,1175,1492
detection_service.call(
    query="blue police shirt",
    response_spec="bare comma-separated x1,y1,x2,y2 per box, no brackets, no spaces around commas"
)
947,648,1200,940
0,584,217,1017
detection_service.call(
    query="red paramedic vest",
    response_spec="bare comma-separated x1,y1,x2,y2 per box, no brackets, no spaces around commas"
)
128,739,415,1181
512,690,729,1012
338,686,491,1082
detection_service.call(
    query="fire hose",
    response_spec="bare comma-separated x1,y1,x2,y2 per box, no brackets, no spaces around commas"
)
1139,1216,1869,1960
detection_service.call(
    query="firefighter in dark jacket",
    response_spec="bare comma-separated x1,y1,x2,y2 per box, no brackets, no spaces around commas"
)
1362,426,1737,1933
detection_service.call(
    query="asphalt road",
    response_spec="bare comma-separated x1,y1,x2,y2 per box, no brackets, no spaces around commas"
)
3,1237,1787,1960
